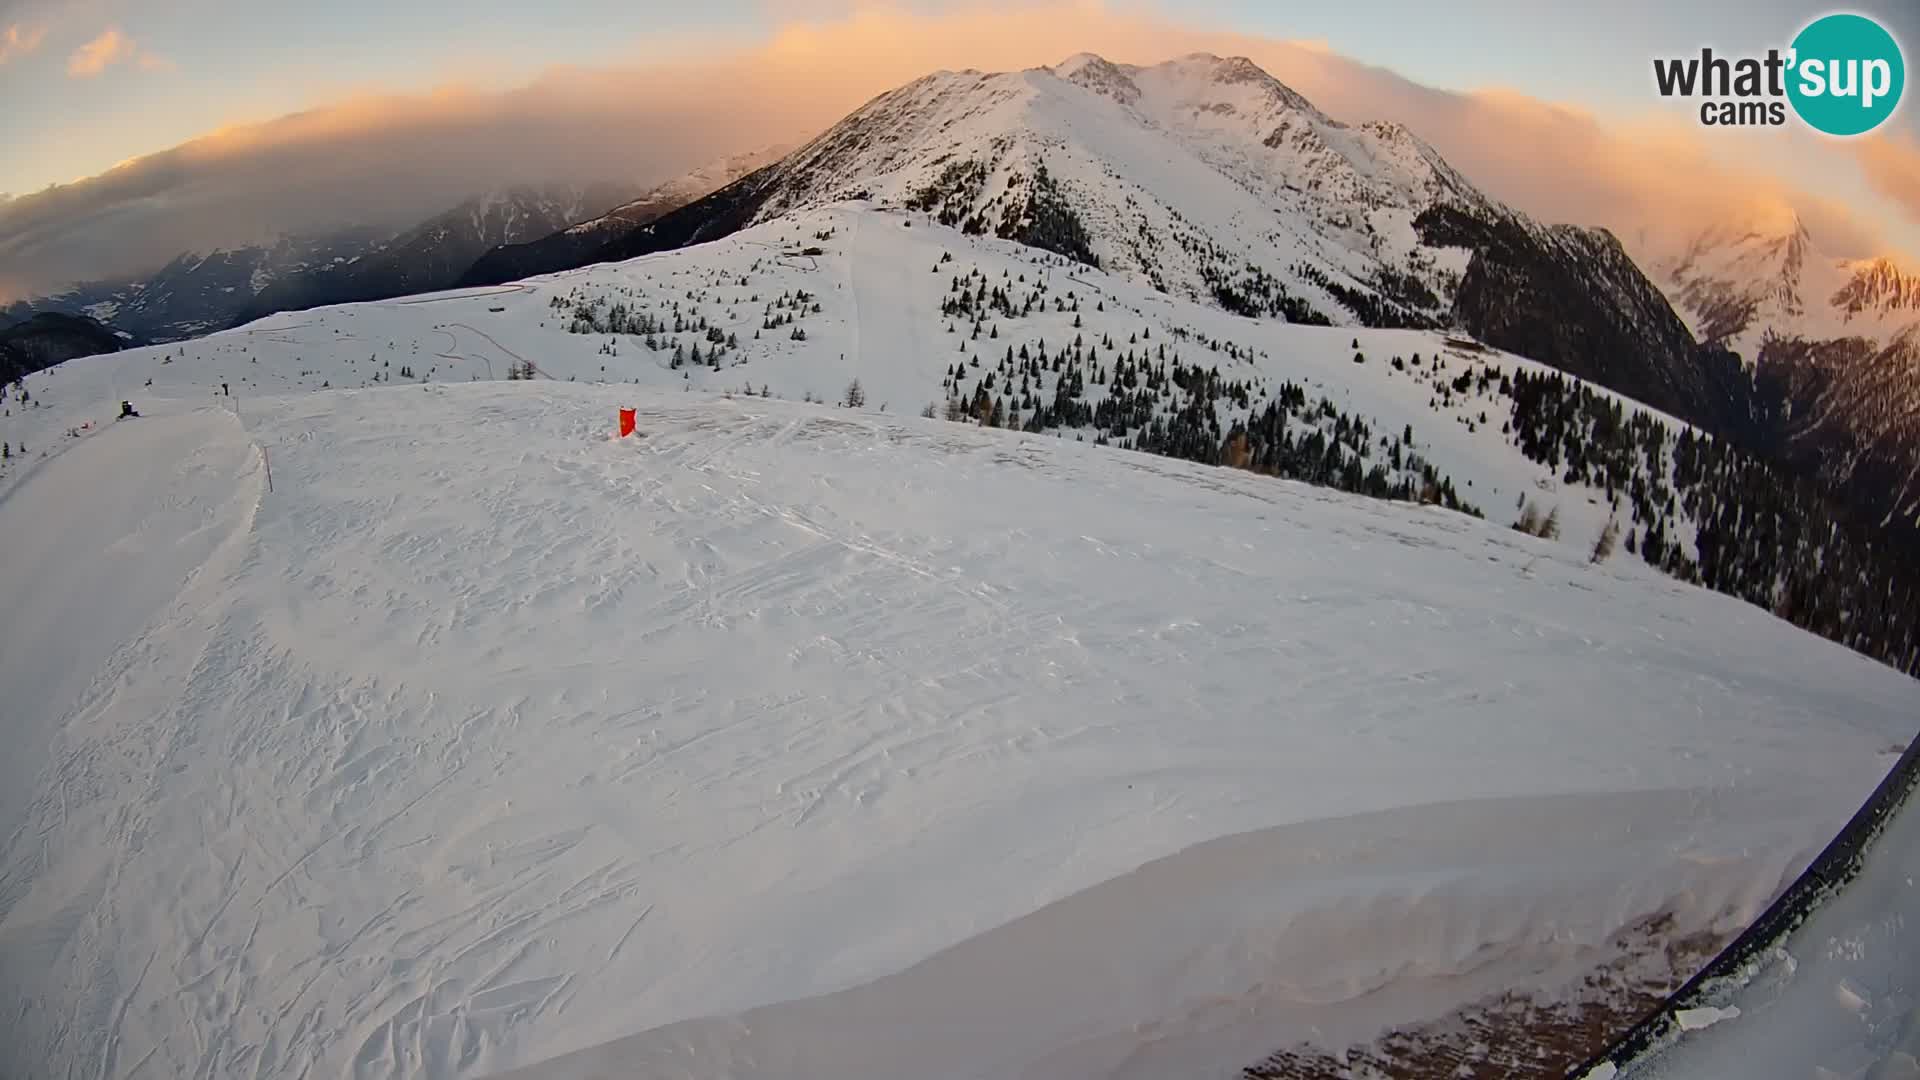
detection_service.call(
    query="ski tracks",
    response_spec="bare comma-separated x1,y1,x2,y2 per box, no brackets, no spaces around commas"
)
7,385,1916,1080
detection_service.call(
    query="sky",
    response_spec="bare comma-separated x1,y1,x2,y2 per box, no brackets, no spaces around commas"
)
2,0,1918,296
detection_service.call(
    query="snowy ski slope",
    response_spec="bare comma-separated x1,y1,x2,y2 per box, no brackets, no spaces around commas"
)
2,206,1917,1079
4,203,1702,555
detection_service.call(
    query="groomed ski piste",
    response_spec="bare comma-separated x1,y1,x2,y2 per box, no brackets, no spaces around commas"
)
2,204,1918,1079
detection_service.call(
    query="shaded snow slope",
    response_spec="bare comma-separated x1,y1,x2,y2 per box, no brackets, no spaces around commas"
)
0,378,1915,1080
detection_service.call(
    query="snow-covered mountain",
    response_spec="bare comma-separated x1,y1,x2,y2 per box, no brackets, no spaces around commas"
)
2,228,389,342
1652,212,1920,359
6,52,1920,1080
1645,217,1920,528
4,185,643,343
560,148,789,245
0,311,131,383
587,53,1712,425
462,146,788,286
699,50,1489,323
1655,213,1813,353
1833,255,1920,323
606,53,1491,315
3,200,1916,1080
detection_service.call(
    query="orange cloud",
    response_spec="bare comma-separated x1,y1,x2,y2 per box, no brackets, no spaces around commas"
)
0,22,46,64
67,26,134,76
1855,132,1920,225
723,2,1889,259
1422,90,1879,261
65,25,173,78
0,0,1904,298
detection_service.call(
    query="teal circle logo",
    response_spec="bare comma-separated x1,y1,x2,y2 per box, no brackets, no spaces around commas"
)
1787,13,1904,136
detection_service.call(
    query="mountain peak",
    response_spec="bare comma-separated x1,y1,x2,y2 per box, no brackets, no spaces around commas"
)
1050,51,1118,76
1050,52,1140,104
1833,254,1920,315
1648,204,1920,360
1200,53,1270,81
590,52,1541,337
1139,52,1332,126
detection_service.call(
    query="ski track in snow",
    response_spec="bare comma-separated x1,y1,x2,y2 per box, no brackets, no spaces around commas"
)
0,206,1916,1079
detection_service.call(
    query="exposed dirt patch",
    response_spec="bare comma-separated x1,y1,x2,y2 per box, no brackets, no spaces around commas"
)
1243,914,1726,1080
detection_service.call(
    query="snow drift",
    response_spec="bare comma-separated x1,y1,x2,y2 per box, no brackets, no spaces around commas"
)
1,374,1915,1078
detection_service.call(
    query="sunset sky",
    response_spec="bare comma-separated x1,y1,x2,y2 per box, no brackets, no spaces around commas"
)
2,0,1917,295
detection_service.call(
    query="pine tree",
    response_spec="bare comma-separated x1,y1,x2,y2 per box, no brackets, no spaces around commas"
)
1515,500,1543,536
1590,517,1620,564
843,379,866,408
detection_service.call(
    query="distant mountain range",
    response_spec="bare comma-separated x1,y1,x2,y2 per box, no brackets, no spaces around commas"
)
1649,213,1920,359
1640,215,1920,531
4,229,388,343
461,147,786,287
0,312,132,385
10,52,1920,539
3,163,774,347
230,182,646,326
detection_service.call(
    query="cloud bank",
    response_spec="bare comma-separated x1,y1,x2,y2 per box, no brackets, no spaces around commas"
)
0,0,1901,300
1855,132,1920,227
0,21,43,64
66,25,130,75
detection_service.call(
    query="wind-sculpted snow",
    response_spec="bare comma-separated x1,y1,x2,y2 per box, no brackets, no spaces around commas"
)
0,375,1915,1078
488,787,1875,1080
